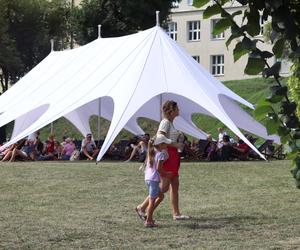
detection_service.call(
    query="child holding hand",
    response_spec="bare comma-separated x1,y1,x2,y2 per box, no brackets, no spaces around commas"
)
136,134,172,227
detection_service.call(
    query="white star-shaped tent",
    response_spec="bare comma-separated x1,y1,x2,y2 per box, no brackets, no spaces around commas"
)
0,25,279,161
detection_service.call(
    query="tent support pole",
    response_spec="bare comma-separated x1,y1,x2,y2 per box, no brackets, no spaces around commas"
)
97,98,101,139
50,122,54,135
160,94,163,120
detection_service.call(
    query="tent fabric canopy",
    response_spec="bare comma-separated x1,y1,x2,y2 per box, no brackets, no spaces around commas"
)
0,25,280,161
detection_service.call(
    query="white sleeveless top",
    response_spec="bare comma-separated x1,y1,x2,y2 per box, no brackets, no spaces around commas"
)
157,118,179,143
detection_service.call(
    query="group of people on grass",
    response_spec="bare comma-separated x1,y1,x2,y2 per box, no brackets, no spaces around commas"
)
0,133,76,162
0,132,101,162
202,128,257,161
0,125,258,163
125,127,259,164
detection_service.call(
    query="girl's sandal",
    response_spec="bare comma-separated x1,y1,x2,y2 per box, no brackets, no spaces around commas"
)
135,207,146,221
144,221,158,228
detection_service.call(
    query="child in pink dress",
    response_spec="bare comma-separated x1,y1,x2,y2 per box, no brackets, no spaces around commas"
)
136,134,172,227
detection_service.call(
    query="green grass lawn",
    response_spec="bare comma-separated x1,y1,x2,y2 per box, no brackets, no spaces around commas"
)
0,160,299,249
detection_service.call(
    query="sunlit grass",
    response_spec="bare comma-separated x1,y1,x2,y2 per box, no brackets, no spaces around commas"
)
0,160,299,249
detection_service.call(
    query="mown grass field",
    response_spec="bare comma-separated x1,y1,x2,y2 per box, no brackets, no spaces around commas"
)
0,160,299,249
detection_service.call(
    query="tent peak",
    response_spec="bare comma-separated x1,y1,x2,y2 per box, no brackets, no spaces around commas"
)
50,39,54,52
156,11,160,26
98,24,102,39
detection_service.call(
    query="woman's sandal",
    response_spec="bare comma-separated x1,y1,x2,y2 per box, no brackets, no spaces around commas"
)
173,214,190,221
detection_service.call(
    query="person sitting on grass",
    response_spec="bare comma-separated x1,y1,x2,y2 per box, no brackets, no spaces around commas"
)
37,136,56,161
217,127,227,149
177,134,197,160
219,134,233,161
9,139,37,162
232,137,251,160
80,133,99,160
204,134,217,161
53,140,63,160
1,143,17,161
61,138,76,161
135,134,172,227
125,133,150,162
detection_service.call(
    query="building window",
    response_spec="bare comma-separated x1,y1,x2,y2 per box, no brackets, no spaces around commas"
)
167,22,177,41
188,21,201,41
172,1,179,7
187,0,193,5
258,15,264,36
192,56,200,63
211,55,224,76
211,19,225,39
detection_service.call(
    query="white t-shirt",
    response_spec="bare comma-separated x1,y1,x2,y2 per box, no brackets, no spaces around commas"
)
81,139,96,152
217,131,227,148
157,118,179,143
218,131,227,142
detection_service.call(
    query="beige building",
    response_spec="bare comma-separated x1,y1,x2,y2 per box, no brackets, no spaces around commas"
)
168,0,289,81
59,0,290,81
70,0,81,6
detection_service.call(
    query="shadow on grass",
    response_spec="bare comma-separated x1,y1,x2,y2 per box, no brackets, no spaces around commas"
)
178,215,270,230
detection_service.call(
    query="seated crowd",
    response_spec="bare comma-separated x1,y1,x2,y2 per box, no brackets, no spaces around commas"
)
0,128,281,162
0,132,150,162
199,133,253,161
0,133,77,162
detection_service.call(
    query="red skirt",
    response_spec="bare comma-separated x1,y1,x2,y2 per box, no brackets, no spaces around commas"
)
161,146,180,178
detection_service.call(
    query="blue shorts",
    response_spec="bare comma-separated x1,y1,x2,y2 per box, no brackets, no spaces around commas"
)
145,180,160,199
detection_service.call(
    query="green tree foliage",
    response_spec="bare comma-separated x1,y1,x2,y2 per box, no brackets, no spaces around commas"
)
73,0,179,44
0,0,22,93
288,64,300,117
194,0,300,188
0,0,71,143
0,0,71,94
264,23,300,116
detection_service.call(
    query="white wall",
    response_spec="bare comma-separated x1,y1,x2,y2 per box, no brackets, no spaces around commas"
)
169,1,286,81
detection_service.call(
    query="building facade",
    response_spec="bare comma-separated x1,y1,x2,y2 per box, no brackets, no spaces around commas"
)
71,0,81,6
168,0,289,81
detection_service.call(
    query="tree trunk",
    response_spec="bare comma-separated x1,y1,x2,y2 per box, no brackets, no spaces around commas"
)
3,67,9,92
0,70,4,95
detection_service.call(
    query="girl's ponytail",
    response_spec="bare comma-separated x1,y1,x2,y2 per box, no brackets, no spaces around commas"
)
147,137,156,167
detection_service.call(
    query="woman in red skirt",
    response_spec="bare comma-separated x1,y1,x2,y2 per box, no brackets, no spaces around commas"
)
136,100,190,221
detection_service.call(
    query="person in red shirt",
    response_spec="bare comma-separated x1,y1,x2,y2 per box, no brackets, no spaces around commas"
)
37,135,55,161
232,138,250,160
